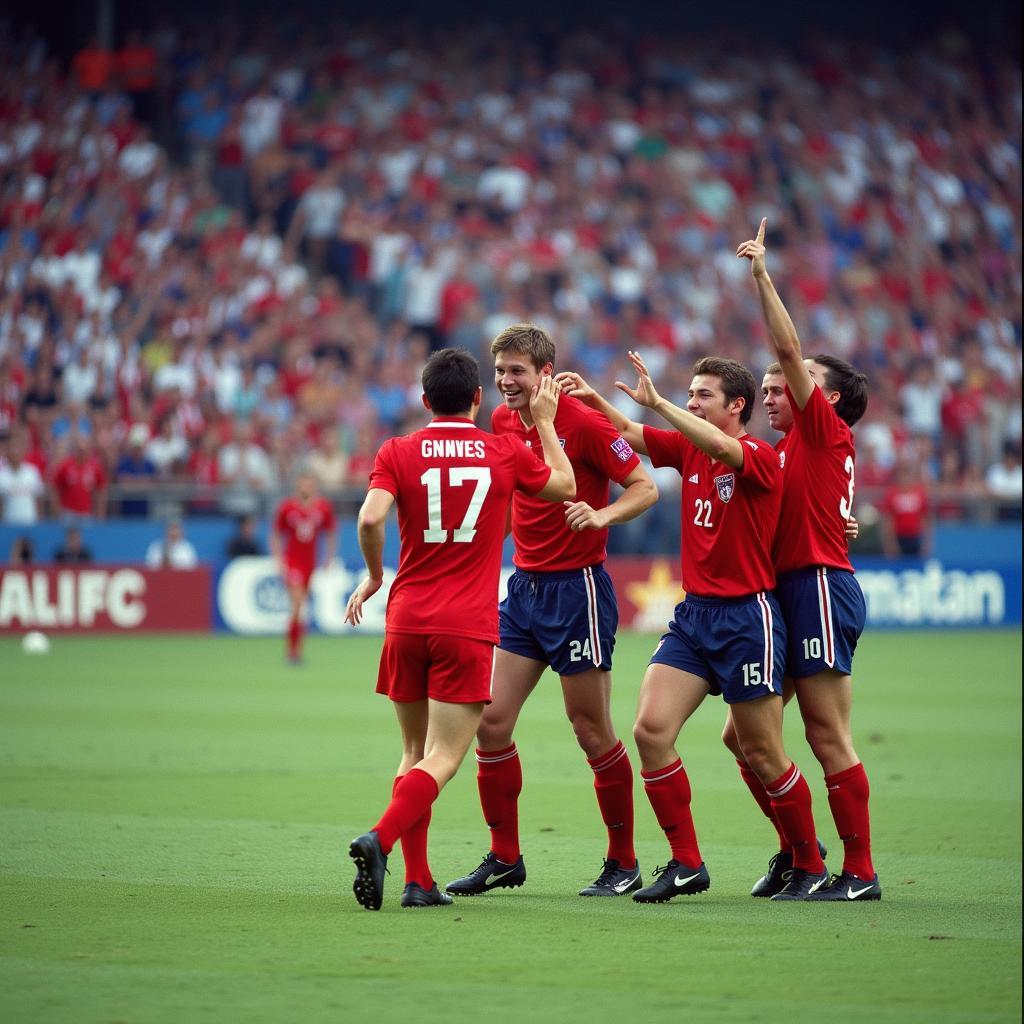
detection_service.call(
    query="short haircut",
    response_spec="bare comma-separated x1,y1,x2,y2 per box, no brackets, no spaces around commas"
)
810,354,869,426
764,361,783,376
490,323,556,371
692,356,756,425
421,348,480,415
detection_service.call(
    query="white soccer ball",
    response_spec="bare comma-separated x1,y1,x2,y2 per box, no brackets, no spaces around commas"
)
21,631,51,655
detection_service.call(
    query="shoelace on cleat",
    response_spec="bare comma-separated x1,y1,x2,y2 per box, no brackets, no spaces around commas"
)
592,859,619,886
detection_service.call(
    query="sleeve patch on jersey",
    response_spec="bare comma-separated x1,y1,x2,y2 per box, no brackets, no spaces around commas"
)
744,440,759,451
611,437,634,462
714,473,735,502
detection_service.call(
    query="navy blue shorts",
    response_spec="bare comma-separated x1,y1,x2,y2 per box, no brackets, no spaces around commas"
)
498,564,617,676
775,566,866,679
649,592,786,704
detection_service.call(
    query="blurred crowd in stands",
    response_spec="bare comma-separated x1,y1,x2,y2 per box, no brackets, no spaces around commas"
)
0,15,1020,547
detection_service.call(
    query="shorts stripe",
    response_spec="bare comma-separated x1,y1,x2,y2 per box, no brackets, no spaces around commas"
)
756,591,774,689
583,566,601,668
817,568,836,668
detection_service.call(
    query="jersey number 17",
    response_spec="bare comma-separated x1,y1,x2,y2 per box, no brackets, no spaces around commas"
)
420,467,492,543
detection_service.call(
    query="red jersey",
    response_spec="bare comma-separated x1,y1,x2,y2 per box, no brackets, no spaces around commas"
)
52,455,107,515
773,384,856,575
644,425,781,597
492,394,641,571
274,496,337,570
370,416,553,642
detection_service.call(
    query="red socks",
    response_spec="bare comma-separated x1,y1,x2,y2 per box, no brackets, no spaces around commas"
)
476,744,522,863
641,758,702,869
765,763,824,873
737,759,788,851
287,615,302,658
826,762,874,880
392,775,433,889
372,768,438,855
588,741,636,869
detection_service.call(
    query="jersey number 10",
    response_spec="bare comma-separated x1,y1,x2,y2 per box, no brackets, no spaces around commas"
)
420,467,493,543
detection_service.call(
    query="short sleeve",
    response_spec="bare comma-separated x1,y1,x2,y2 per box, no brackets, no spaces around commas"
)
736,436,781,491
368,439,399,496
787,383,848,449
512,437,553,496
580,407,642,484
642,424,688,473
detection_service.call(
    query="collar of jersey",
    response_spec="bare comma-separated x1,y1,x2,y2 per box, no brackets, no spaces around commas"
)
426,417,475,428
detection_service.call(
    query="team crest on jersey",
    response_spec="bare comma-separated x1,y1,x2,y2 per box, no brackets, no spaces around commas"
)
611,437,634,462
779,451,786,469
714,473,735,502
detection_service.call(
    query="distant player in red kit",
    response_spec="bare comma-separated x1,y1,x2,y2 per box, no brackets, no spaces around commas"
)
344,349,575,911
731,219,878,901
271,471,337,663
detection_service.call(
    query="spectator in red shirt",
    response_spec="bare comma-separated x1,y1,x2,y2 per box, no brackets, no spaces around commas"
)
50,433,108,520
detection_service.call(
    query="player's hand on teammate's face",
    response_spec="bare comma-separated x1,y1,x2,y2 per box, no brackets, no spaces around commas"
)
616,350,661,410
554,371,594,403
735,217,768,277
344,575,383,626
563,500,608,532
529,373,561,423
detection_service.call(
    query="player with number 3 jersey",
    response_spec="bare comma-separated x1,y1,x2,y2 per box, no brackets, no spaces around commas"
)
344,349,575,911
731,218,879,902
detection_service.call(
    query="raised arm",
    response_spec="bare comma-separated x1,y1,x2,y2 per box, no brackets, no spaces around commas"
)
555,370,648,455
620,351,745,469
736,217,815,410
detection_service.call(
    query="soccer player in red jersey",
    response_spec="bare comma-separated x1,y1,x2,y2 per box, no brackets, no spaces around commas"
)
445,324,657,900
270,471,337,664
730,220,879,901
560,351,827,901
344,349,575,911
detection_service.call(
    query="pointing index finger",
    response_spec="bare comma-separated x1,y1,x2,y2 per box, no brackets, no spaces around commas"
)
756,217,766,245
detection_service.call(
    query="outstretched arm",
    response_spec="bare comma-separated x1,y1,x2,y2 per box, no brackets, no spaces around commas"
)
736,217,815,411
619,351,745,469
555,370,648,455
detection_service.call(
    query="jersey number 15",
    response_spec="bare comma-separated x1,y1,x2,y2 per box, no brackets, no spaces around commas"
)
420,467,492,543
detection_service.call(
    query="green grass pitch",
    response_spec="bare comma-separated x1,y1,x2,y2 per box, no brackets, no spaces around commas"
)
1,629,1020,1024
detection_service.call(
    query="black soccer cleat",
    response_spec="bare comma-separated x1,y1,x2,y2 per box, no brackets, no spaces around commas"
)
400,881,454,908
632,861,710,903
349,831,388,911
445,852,526,896
805,871,882,902
770,866,830,901
579,858,643,897
751,838,828,898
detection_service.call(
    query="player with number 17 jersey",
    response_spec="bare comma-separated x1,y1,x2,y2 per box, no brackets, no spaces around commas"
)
369,419,554,644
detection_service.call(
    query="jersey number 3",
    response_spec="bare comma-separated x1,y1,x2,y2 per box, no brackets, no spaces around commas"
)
420,467,492,543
